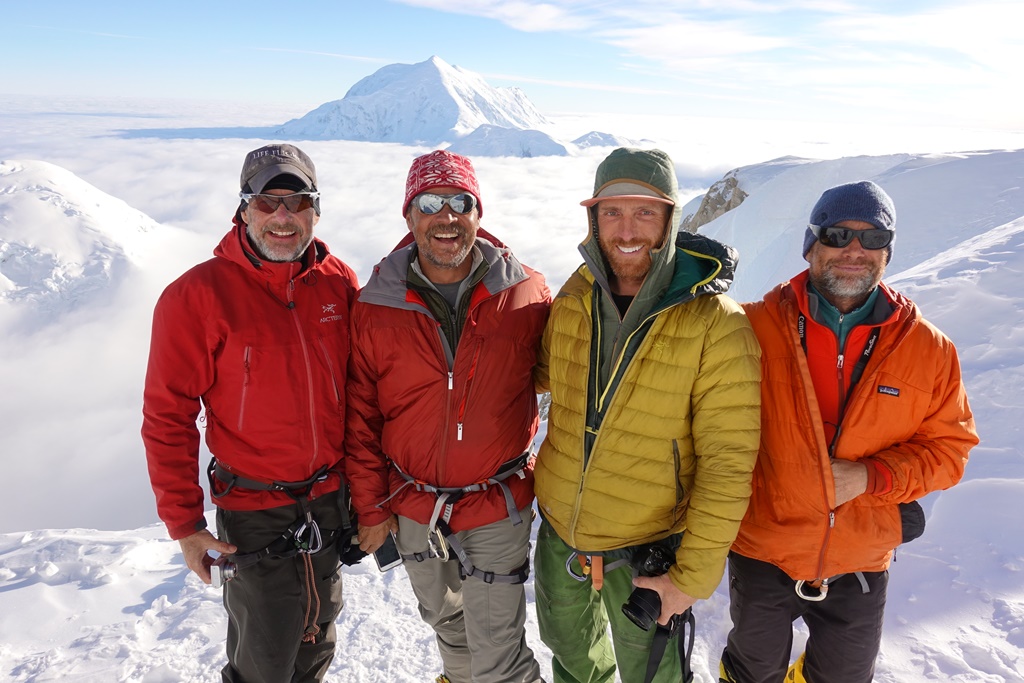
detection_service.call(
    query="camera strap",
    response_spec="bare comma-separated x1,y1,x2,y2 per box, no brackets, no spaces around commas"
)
644,608,695,683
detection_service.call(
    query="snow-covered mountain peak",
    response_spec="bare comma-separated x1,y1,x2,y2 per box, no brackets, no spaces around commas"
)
0,160,158,312
277,56,550,144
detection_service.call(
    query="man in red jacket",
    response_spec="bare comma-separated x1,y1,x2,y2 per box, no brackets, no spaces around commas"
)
346,150,550,683
720,181,978,683
142,144,359,683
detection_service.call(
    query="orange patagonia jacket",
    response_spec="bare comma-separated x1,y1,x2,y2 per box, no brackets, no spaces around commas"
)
732,270,978,581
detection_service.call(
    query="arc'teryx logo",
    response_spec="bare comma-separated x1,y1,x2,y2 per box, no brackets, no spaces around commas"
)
320,302,344,324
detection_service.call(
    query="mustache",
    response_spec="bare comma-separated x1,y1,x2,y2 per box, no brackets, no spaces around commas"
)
259,219,302,233
427,224,466,237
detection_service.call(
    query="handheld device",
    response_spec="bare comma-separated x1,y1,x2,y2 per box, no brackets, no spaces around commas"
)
210,555,237,589
373,531,404,572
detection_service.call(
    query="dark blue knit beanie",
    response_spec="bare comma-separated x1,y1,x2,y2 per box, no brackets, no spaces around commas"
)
803,180,896,262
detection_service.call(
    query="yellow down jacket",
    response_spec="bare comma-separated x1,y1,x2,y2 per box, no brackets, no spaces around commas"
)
535,233,762,599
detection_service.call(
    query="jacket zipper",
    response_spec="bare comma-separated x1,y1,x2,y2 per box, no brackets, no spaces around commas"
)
238,346,252,431
434,322,454,485
570,301,682,539
456,339,483,441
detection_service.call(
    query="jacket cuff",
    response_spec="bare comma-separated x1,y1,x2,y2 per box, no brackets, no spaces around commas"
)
863,459,894,496
168,515,208,541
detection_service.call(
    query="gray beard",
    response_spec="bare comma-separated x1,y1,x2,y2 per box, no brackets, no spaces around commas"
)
812,267,880,302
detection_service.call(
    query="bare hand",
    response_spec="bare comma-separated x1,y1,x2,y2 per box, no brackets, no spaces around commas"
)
631,573,699,626
832,459,869,507
178,530,237,585
358,516,398,553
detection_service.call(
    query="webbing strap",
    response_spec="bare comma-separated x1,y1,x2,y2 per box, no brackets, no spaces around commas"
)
795,571,870,601
402,518,530,585
643,608,695,683
382,451,531,529
208,458,333,501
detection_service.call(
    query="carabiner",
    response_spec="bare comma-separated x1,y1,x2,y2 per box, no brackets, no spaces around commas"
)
427,526,450,562
292,519,323,554
795,579,829,602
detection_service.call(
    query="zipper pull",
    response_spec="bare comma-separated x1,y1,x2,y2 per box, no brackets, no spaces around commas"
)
457,423,463,441
829,511,835,527
448,372,453,390
837,354,845,369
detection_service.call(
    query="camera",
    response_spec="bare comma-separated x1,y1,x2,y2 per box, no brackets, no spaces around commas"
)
621,544,675,631
211,556,237,588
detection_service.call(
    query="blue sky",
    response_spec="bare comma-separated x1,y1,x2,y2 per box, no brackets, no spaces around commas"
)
3,0,1022,132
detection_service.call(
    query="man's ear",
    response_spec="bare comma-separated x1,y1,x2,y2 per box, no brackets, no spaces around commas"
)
405,213,414,232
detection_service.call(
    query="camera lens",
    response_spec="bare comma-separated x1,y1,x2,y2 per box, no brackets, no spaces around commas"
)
621,586,661,631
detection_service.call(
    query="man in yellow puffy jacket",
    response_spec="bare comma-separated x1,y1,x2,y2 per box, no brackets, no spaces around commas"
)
720,181,978,683
534,147,762,683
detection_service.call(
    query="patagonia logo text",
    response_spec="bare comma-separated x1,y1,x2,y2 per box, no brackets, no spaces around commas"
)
878,385,900,397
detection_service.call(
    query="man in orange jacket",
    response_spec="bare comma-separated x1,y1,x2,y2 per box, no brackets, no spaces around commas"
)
720,181,978,683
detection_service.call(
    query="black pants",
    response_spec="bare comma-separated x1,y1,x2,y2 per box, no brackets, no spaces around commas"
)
721,552,887,683
216,494,345,683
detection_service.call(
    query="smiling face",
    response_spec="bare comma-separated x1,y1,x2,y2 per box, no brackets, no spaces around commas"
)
405,185,480,284
807,219,887,312
244,188,318,262
594,197,671,296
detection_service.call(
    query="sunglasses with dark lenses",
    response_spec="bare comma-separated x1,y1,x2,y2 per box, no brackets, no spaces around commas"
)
809,224,893,250
240,191,319,213
414,193,478,215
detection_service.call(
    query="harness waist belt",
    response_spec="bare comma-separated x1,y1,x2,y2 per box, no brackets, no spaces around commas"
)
209,458,335,499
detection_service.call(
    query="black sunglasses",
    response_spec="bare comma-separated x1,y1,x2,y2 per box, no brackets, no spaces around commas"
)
413,193,478,215
240,191,319,214
809,224,893,250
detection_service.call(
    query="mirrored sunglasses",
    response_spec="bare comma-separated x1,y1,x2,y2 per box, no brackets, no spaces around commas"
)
240,191,319,213
809,224,893,250
414,193,477,215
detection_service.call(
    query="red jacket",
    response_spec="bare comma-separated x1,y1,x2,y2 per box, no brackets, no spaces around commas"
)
345,231,550,532
142,219,359,540
733,271,977,580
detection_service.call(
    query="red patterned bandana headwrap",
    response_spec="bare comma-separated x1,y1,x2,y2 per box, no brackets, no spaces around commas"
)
402,150,482,217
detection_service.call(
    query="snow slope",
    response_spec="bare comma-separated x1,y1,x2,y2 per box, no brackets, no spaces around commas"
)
0,160,157,315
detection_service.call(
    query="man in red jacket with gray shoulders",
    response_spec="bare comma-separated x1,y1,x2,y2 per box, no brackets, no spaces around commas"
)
142,144,358,683
346,150,550,683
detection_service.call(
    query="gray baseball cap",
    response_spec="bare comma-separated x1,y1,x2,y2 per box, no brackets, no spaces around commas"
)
240,144,317,194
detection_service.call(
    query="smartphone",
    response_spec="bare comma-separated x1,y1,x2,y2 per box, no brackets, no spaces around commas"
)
373,531,404,572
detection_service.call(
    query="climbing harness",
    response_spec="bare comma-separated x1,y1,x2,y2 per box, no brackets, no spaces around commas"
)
208,458,354,642
384,451,532,584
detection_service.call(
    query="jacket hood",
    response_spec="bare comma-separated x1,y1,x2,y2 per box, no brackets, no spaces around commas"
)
214,216,329,283
359,227,528,310
673,230,738,297
578,148,683,306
